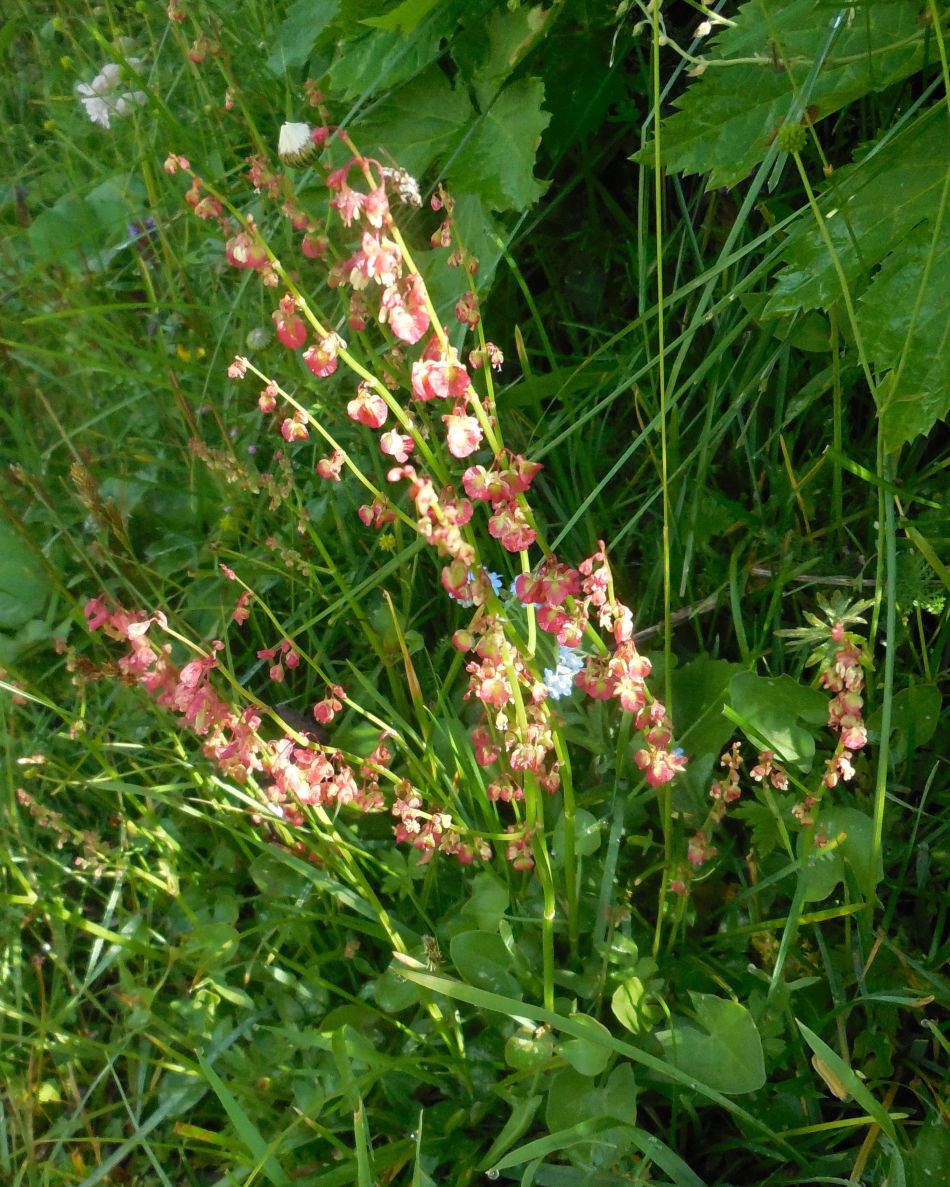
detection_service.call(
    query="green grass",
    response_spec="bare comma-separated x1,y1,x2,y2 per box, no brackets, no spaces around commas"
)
1,1,948,1183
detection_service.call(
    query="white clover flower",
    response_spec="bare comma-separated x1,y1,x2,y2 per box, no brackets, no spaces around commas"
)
76,59,147,129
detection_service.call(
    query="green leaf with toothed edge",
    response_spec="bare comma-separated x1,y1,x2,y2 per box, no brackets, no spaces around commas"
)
635,0,929,188
448,77,551,212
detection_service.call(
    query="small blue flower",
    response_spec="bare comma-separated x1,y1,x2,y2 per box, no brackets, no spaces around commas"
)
543,645,585,700
487,570,503,595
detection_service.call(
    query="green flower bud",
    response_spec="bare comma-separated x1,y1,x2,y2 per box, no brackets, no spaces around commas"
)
777,122,807,154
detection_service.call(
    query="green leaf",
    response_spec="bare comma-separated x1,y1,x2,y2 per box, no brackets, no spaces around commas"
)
463,4,555,107
354,67,472,177
197,1055,293,1186
361,0,441,33
865,216,950,450
671,656,744,766
459,870,509,930
266,0,340,74
767,108,948,312
327,21,447,102
373,964,421,1012
796,1020,899,1144
908,1117,950,1187
611,976,659,1036
638,0,929,187
557,1014,613,1076
866,682,942,763
0,521,50,631
393,963,797,1156
729,671,828,769
656,993,766,1095
448,77,551,212
797,806,882,902
537,1064,637,1170
449,930,522,999
553,807,601,860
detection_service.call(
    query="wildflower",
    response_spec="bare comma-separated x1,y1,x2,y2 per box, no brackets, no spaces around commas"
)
543,646,585,700
273,295,307,350
303,332,345,378
443,412,483,459
487,500,535,552
379,430,414,463
316,450,346,481
277,121,319,167
77,60,147,129
379,275,430,344
347,383,388,428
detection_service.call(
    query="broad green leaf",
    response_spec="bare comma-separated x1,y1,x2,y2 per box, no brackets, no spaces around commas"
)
865,217,950,450
729,671,827,769
656,993,766,1095
766,107,948,313
538,1064,637,1171
504,1029,554,1071
373,964,421,1012
908,1117,950,1187
798,806,882,902
361,0,441,33
449,930,522,999
460,4,555,107
638,0,929,187
557,1013,613,1076
448,77,551,212
553,806,601,860
327,21,447,102
611,976,658,1036
672,656,744,758
0,521,50,631
866,682,942,763
266,0,339,74
354,67,472,177
393,963,797,1156
459,870,509,930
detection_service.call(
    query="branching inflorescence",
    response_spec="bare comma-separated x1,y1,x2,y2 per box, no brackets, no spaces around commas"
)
90,96,688,880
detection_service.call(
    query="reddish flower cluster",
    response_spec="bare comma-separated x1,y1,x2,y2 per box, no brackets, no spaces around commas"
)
820,621,868,765
392,783,490,865
461,452,541,553
511,543,685,788
83,598,386,827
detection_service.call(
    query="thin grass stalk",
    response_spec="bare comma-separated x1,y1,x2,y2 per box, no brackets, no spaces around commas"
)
650,0,674,960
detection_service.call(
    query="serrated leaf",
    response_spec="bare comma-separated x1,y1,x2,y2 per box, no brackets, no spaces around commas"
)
354,67,472,177
731,800,784,858
448,77,550,212
361,0,441,34
656,993,765,1095
637,0,928,188
766,107,949,314
266,0,340,75
327,20,446,101
465,4,554,107
864,217,950,450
